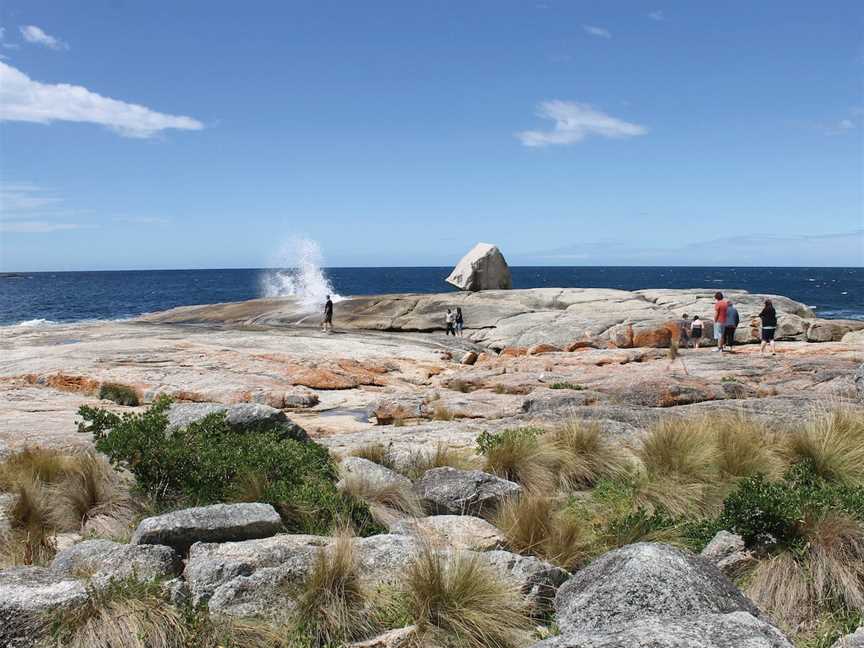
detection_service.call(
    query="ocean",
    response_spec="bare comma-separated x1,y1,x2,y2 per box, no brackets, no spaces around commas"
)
0,267,861,326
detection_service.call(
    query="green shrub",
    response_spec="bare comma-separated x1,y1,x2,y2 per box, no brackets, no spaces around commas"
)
549,383,585,391
78,398,382,536
98,383,140,406
715,474,802,548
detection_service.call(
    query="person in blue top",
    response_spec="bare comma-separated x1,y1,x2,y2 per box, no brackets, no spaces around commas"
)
724,301,740,351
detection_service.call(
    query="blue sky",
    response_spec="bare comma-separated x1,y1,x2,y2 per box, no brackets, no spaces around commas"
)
0,1,862,271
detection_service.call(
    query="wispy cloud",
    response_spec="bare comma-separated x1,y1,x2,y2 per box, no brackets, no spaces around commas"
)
516,100,647,147
824,118,856,136
648,10,665,21
19,25,68,50
113,216,170,225
0,182,89,234
0,61,204,138
583,25,611,39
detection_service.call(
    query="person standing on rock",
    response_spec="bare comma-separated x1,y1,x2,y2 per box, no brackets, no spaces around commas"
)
455,307,464,337
690,315,704,349
713,292,729,351
445,308,455,336
322,295,334,333
724,301,740,351
678,313,691,348
759,299,778,355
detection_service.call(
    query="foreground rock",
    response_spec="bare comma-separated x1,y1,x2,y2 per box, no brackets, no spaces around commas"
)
833,626,864,648
446,242,512,291
166,402,309,442
349,626,419,648
0,566,88,648
415,467,521,516
132,503,283,553
51,539,181,584
700,530,756,577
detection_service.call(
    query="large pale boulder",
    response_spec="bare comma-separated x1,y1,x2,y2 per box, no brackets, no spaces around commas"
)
131,503,283,553
339,456,413,492
531,612,793,648
166,402,309,442
0,566,89,648
390,515,507,551
51,539,181,585
415,467,521,516
446,243,512,292
553,543,760,636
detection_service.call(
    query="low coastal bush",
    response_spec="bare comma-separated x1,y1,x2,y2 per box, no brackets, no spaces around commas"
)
98,382,140,407
77,398,382,536
406,545,532,648
548,382,585,391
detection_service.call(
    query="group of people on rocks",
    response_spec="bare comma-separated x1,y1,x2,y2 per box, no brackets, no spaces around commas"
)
444,307,464,336
679,292,778,354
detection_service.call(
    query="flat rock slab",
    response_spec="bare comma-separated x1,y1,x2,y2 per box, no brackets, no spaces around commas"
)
415,467,521,516
532,612,793,648
131,502,283,553
553,543,760,636
51,539,181,584
390,515,506,551
0,566,89,648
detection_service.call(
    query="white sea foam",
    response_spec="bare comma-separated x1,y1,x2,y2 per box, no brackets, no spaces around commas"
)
13,318,56,327
260,237,340,312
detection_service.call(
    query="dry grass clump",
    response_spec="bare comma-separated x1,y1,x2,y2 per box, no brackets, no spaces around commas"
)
296,532,371,647
711,414,786,481
432,405,456,421
787,407,864,487
406,545,532,648
550,421,632,488
401,443,478,480
748,511,864,636
351,443,397,470
481,431,568,493
493,494,591,571
339,474,423,518
0,448,134,567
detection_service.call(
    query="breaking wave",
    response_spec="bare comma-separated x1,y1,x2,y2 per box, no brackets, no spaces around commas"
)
260,237,340,312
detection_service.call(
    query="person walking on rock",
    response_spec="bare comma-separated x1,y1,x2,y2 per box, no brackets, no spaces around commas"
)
322,295,334,333
690,315,704,349
455,307,464,337
759,298,778,355
678,313,691,348
713,292,729,352
724,300,740,351
445,308,456,336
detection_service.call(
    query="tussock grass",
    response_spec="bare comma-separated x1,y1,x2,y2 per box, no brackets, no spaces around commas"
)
481,429,568,493
639,419,719,483
406,545,532,648
351,443,397,470
788,407,864,487
748,552,813,633
98,382,140,406
339,474,423,518
551,421,632,489
432,405,456,421
494,494,591,571
296,532,371,647
711,415,786,481
401,443,477,480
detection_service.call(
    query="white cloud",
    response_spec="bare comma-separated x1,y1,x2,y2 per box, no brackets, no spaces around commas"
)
113,216,170,225
516,100,647,147
824,118,856,135
0,182,90,234
0,61,204,138
583,25,611,39
19,25,68,50
648,10,665,21
0,221,84,233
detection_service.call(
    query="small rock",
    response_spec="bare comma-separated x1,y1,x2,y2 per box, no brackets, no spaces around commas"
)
349,626,419,648
131,503,283,553
832,625,864,648
528,343,561,355
390,515,506,551
500,347,528,357
701,531,745,562
414,467,521,517
369,396,429,424
0,566,89,648
461,351,479,365
51,539,181,584
162,578,191,607
339,457,413,492
479,550,570,615
53,532,82,553
166,402,309,442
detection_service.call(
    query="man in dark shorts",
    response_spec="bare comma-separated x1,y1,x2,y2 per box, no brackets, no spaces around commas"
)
322,295,333,332
724,300,740,350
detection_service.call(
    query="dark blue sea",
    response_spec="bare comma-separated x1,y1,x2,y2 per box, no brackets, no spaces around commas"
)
0,267,861,326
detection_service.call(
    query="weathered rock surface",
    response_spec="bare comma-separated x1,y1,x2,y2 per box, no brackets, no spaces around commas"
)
131,503,283,553
478,549,570,614
390,515,506,551
51,539,181,584
415,467,521,516
833,626,864,648
531,611,793,648
446,242,512,291
0,566,89,648
700,530,755,577
553,543,760,636
856,364,864,404
349,626,419,648
166,402,309,441
339,456,413,491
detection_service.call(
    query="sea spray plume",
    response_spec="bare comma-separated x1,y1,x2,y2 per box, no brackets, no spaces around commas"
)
260,237,340,312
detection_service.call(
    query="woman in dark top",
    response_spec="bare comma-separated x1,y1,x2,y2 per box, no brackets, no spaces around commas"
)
455,307,464,336
759,299,777,355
